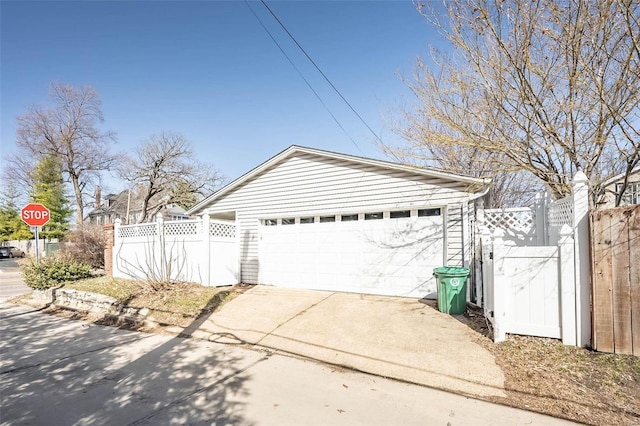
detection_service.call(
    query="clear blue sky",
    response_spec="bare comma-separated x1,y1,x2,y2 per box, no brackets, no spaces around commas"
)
1,0,440,192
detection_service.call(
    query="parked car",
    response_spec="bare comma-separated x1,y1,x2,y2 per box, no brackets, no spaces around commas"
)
7,246,25,258
0,247,10,259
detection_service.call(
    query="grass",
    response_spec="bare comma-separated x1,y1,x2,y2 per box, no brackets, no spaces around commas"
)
62,276,241,326
63,276,140,303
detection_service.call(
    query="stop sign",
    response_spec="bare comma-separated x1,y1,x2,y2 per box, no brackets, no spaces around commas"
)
21,203,51,227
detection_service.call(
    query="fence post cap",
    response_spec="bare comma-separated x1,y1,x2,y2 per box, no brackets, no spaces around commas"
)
114,218,122,226
559,223,573,237
572,170,588,184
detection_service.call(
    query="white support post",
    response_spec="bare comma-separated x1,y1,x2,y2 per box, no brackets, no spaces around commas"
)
558,224,577,346
236,216,241,284
491,228,507,343
461,203,472,302
544,191,553,244
202,213,211,286
156,213,165,282
534,192,547,246
571,171,591,347
480,225,492,316
474,199,485,307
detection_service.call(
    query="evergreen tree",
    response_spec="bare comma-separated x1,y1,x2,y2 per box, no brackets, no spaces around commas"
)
29,157,72,239
0,181,32,241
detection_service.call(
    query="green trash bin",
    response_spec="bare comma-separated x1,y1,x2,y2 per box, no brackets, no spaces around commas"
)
433,267,470,315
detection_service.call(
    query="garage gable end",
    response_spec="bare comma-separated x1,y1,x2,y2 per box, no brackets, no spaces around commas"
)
188,145,488,215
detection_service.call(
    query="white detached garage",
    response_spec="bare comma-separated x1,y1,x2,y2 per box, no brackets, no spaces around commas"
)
187,146,489,298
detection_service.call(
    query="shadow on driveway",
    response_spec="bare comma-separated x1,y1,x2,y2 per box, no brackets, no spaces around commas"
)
0,293,263,425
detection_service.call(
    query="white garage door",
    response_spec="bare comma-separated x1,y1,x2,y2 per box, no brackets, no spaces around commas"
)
259,210,444,298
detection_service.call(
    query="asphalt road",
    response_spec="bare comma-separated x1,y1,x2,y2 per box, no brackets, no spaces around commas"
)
0,303,575,425
0,258,30,302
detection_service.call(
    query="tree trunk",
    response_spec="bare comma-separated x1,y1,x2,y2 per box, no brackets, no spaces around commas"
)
71,174,84,225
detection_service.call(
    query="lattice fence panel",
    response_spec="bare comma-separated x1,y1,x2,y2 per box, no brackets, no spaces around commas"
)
549,197,573,227
210,221,236,238
484,208,535,233
118,223,157,238
164,220,201,236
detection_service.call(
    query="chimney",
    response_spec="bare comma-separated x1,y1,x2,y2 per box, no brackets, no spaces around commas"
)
95,186,102,209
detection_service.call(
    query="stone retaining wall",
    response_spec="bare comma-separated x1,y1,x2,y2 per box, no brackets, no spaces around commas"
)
31,288,149,319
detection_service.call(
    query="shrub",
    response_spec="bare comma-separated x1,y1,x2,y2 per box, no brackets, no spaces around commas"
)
21,255,93,290
60,225,106,269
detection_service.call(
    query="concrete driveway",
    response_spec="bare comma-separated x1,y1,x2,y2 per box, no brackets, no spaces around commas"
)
191,285,505,399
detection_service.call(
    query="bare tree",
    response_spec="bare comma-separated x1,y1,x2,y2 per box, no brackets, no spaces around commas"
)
14,82,118,223
383,141,541,207
120,132,223,223
393,0,640,206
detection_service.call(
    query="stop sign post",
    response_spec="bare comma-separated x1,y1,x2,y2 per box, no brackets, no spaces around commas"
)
21,203,50,263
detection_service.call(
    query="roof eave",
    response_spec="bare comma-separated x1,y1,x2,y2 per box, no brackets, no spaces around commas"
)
601,167,640,187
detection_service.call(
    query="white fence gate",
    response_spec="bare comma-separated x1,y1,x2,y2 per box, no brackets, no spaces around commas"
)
477,172,591,347
112,214,239,286
494,244,561,339
482,227,578,344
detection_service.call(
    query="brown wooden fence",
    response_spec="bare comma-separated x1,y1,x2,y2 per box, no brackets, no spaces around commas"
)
590,205,640,355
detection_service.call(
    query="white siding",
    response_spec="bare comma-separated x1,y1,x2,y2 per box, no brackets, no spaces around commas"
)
204,152,475,284
446,204,464,267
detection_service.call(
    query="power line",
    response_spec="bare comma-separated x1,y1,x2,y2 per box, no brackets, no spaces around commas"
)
259,0,385,148
244,0,362,152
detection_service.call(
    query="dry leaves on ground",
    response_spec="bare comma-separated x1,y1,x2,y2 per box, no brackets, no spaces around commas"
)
458,306,640,426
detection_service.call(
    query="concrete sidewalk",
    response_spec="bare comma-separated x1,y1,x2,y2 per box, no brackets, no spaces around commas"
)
190,285,506,399
0,259,30,302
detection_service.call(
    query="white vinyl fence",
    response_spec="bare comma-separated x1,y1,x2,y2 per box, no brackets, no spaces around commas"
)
112,214,239,286
2,238,47,257
477,172,591,347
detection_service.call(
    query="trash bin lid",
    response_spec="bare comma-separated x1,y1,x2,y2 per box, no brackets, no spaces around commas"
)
433,266,470,277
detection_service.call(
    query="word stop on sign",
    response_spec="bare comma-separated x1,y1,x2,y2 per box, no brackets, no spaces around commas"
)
23,210,50,220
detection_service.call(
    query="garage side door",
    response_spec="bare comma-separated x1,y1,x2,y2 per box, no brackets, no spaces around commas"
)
259,214,444,298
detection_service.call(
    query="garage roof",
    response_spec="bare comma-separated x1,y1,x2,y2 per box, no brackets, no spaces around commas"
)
187,145,490,215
